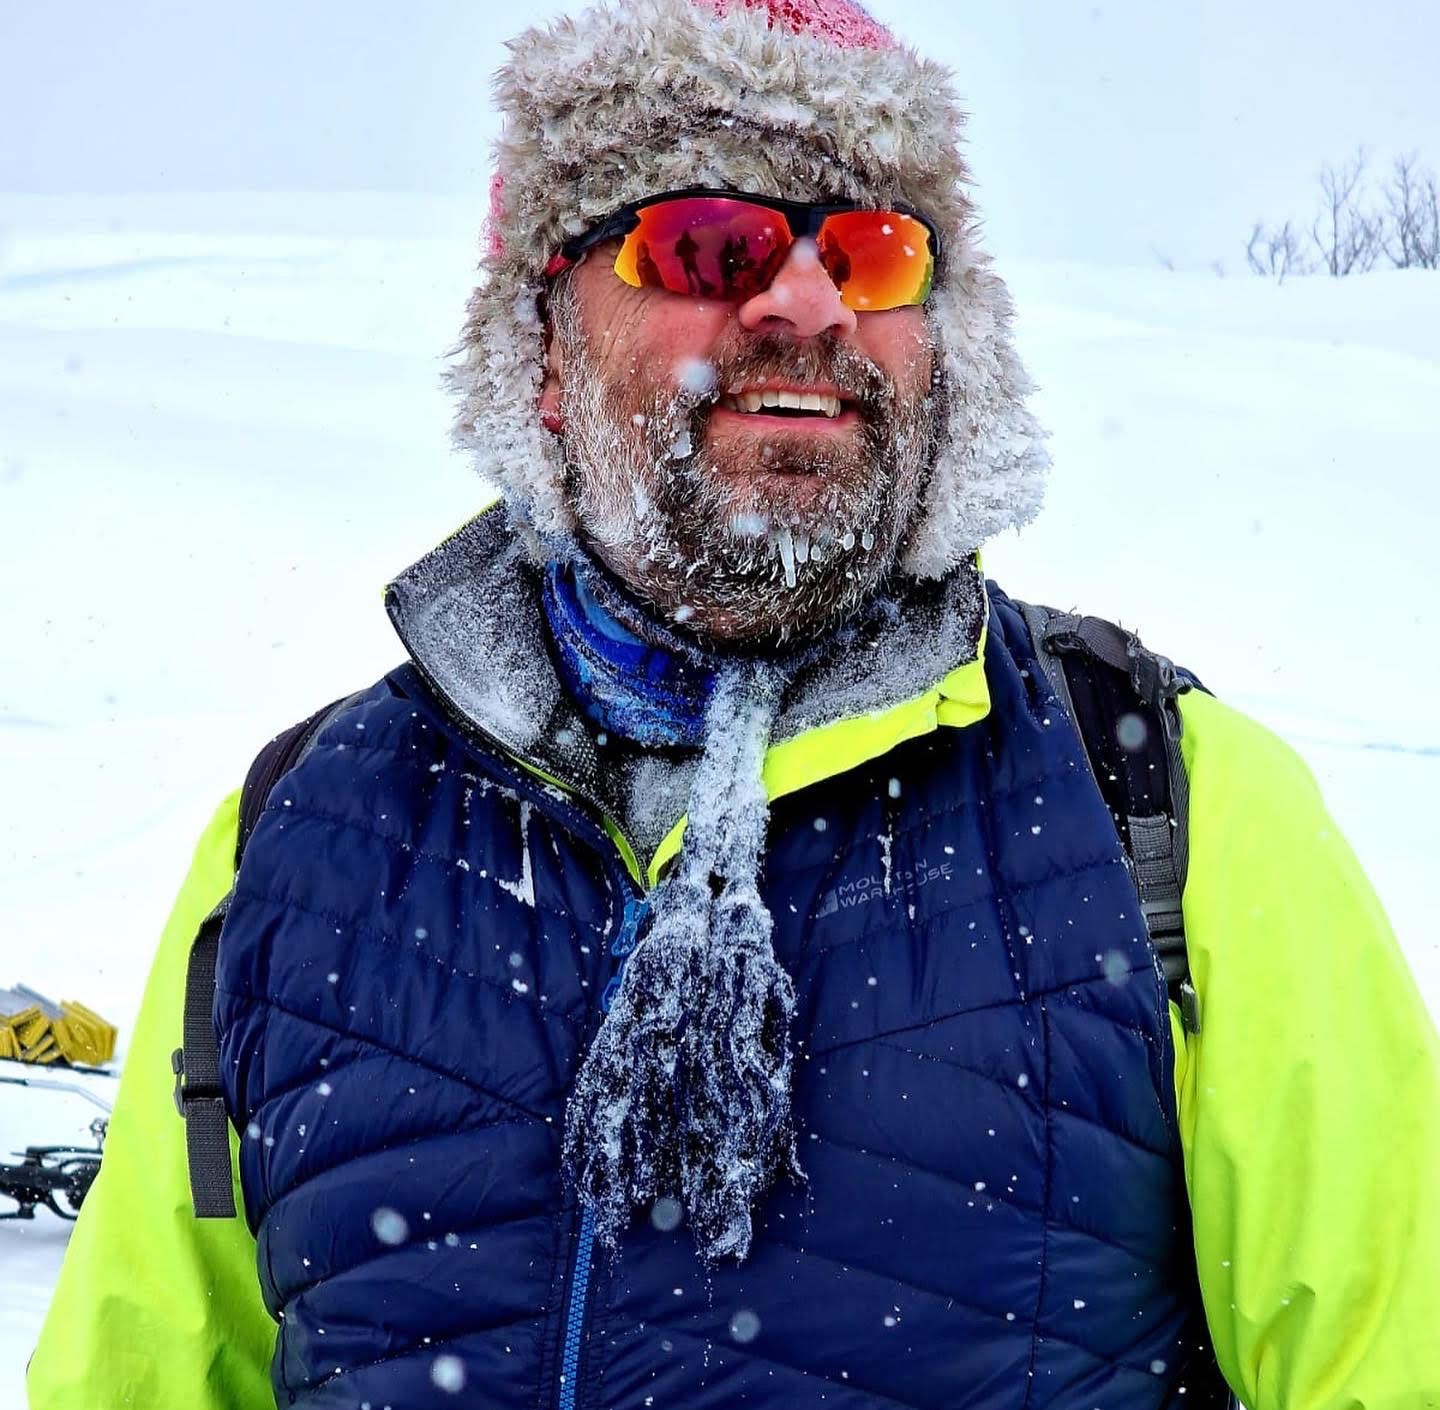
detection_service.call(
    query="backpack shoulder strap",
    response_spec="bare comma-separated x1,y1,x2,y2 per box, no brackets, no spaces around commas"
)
1015,601,1204,1034
235,693,359,868
172,895,235,1216
175,692,361,1218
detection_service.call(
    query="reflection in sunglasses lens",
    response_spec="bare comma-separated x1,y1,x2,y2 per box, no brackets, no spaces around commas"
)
615,199,933,310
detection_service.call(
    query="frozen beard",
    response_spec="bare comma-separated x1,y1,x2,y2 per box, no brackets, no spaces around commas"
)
552,286,943,644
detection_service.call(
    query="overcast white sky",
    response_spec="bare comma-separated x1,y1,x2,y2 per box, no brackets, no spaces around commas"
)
4,0,1439,269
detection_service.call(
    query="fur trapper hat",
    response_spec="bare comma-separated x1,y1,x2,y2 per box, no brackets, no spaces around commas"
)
448,0,1048,578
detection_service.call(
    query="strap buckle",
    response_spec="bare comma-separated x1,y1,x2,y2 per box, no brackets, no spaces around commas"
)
1125,638,1180,708
172,1046,221,1118
1043,611,1183,710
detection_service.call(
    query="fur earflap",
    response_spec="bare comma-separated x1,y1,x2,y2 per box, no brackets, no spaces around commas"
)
446,0,1048,574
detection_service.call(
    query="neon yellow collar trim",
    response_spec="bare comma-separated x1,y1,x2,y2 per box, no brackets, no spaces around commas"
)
643,614,991,887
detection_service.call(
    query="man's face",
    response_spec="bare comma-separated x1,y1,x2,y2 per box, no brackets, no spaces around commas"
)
542,228,941,644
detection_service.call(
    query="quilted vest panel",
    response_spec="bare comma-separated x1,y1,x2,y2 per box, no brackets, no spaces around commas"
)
215,593,1222,1409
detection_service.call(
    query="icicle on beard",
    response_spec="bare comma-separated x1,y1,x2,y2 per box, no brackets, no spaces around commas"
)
556,322,942,645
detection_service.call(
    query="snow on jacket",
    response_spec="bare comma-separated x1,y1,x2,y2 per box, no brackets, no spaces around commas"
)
28,514,1440,1410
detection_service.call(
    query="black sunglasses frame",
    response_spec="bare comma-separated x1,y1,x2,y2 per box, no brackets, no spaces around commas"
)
545,186,944,289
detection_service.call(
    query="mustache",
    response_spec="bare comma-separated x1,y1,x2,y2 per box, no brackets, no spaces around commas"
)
676,333,894,418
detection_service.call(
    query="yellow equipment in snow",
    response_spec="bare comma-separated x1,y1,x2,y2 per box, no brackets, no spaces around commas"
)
0,988,117,1067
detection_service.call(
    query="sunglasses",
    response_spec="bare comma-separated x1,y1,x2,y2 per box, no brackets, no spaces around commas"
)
545,188,940,312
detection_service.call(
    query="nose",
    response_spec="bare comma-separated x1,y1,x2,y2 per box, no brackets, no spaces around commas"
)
736,238,858,340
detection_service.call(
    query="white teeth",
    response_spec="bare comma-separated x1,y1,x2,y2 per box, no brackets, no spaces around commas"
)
724,390,843,417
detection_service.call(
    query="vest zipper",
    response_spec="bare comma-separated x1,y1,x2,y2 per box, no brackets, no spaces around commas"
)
555,892,648,1410
558,1207,599,1410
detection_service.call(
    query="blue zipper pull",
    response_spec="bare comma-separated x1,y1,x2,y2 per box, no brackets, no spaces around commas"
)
600,895,649,1014
610,895,647,957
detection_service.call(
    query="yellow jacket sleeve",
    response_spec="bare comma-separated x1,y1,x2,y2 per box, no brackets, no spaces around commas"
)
28,793,275,1410
1174,690,1440,1409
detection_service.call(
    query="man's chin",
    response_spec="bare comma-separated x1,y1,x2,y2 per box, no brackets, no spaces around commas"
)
693,451,881,532
702,409,867,476
647,531,895,645
666,591,840,646
713,474,849,532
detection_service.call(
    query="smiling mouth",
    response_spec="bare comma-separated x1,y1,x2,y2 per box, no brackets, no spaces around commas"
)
719,388,846,419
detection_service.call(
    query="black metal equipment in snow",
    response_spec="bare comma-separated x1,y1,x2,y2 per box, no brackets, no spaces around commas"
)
0,1070,113,1221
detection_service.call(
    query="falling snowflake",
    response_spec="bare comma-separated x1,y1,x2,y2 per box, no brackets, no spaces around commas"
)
729,1308,762,1344
1116,712,1149,752
370,1207,409,1246
431,1354,466,1393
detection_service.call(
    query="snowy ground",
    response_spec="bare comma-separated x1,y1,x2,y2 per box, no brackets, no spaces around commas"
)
2,193,1437,1401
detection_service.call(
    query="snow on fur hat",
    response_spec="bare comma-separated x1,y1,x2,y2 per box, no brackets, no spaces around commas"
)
448,0,1048,578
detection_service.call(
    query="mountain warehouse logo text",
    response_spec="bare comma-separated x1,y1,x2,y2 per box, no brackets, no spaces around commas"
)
817,857,955,918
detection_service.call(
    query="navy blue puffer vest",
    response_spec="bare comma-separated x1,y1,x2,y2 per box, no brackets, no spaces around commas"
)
215,591,1221,1409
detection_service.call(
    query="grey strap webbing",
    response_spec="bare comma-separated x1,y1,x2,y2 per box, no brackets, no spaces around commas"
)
173,895,236,1218
174,693,361,1218
1128,814,1186,978
1018,602,1086,737
1048,610,1195,900
1017,602,1199,1032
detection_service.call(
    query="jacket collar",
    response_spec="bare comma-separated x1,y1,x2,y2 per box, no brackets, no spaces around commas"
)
385,507,991,871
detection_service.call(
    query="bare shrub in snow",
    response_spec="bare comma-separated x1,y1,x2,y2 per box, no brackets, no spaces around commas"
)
1382,153,1440,270
1238,146,1440,279
1246,219,1312,284
1310,149,1384,277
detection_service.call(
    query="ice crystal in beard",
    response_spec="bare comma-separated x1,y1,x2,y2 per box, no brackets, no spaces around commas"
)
558,327,939,644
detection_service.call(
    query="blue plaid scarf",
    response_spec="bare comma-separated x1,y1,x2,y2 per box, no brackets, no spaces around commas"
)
541,559,718,747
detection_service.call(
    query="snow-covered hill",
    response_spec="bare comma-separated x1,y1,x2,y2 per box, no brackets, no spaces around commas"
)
2,193,1437,1402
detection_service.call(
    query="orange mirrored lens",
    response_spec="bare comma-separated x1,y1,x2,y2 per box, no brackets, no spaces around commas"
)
818,211,934,310
614,197,791,300
611,199,935,311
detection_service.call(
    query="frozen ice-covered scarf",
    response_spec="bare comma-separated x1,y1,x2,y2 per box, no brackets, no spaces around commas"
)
552,560,803,1263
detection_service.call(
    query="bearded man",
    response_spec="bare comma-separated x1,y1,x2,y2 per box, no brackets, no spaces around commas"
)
29,1,1439,1407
